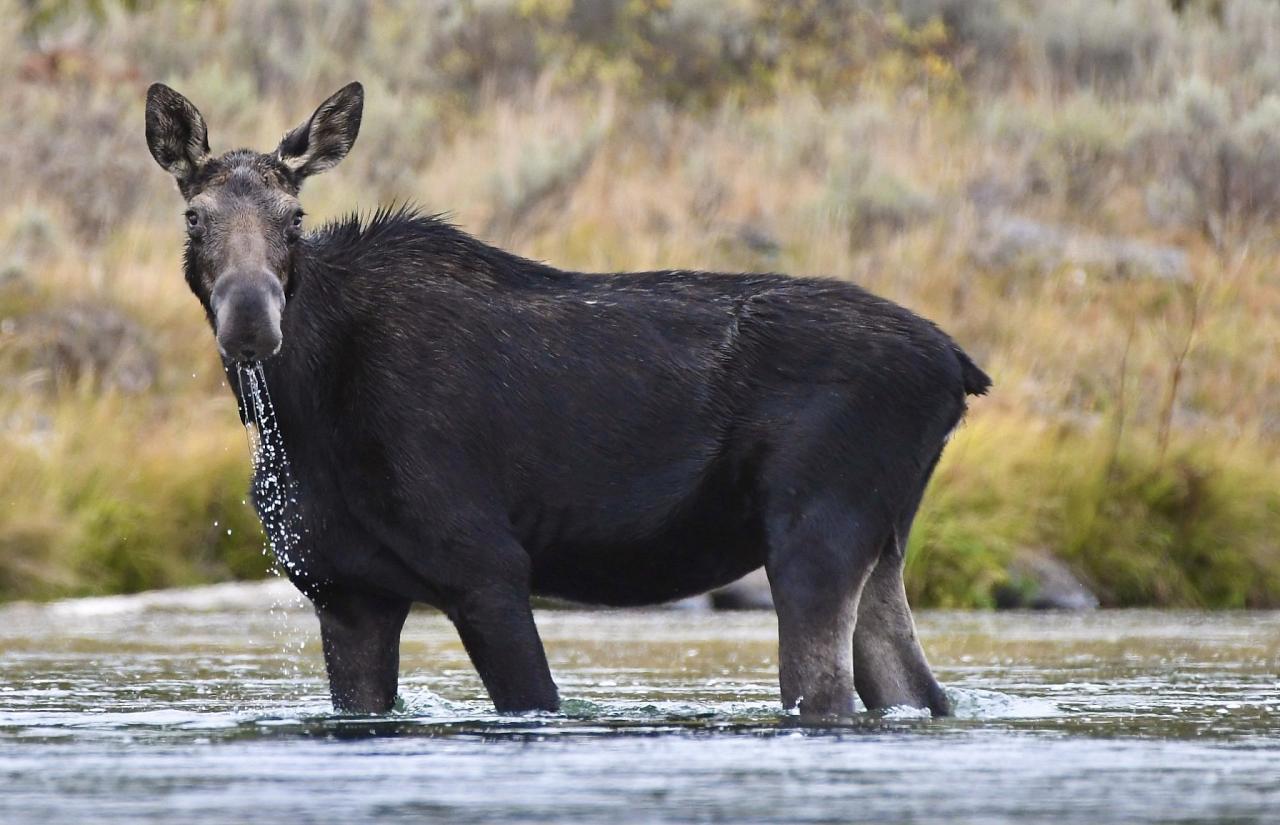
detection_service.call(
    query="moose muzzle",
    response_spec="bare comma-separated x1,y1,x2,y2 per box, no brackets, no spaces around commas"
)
211,270,285,362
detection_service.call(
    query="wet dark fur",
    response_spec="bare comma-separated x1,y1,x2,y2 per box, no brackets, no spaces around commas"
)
152,83,991,719
225,206,987,600
217,204,987,712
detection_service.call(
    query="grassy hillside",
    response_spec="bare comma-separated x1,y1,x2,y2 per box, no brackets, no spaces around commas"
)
1,0,1277,606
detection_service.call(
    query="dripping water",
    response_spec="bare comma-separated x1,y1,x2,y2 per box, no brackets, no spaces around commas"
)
236,361,307,578
236,361,311,687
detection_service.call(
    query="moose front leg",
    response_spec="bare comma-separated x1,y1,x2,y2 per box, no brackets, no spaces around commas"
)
315,589,411,714
448,584,560,713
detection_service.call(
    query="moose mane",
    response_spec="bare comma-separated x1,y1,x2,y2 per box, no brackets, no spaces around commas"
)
305,204,571,290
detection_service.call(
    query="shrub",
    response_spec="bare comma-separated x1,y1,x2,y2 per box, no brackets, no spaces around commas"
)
899,0,1021,85
484,101,608,238
1135,78,1280,240
825,152,933,244
1043,94,1128,209
0,302,158,395
1194,0,1280,96
1033,0,1175,97
0,90,154,241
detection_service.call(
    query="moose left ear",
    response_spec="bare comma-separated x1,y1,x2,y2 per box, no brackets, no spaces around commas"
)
145,83,211,188
275,82,364,181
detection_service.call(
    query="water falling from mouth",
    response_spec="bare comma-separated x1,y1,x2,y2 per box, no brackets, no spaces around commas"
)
235,362,308,582
236,361,313,690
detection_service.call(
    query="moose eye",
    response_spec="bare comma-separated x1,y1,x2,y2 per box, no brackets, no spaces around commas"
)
185,210,199,230
285,210,305,244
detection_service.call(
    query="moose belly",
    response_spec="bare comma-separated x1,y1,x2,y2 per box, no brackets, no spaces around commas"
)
526,492,768,607
520,441,768,606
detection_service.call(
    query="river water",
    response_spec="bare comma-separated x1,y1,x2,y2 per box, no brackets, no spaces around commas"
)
0,581,1276,823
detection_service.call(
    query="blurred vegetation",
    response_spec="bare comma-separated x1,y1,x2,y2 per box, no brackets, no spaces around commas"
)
1,0,1278,607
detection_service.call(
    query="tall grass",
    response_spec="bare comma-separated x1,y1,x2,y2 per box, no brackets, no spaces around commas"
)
1,0,1277,605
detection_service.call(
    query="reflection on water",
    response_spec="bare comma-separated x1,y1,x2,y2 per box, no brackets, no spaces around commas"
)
0,582,1277,823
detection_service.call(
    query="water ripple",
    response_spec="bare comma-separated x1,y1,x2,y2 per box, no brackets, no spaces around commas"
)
0,591,1277,822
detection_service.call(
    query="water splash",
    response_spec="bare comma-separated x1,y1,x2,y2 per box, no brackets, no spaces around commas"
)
236,362,308,578
236,362,312,687
945,687,1064,719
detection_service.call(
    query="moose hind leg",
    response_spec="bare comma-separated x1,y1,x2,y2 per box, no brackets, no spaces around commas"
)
766,499,882,720
852,538,950,716
315,589,412,714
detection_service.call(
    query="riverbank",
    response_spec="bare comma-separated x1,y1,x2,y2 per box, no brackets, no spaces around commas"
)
2,0,1278,607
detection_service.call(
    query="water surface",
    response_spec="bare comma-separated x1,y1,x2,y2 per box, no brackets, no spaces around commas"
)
1,582,1276,823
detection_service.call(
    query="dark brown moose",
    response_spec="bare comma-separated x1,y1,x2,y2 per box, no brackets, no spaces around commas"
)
145,82,990,720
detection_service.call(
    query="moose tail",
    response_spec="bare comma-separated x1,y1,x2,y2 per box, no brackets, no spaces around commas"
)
954,346,992,397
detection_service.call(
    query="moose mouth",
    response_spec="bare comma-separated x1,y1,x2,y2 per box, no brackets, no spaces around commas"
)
211,270,285,362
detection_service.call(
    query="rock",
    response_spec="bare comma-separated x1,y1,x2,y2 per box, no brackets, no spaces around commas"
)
972,212,1191,284
666,595,715,611
966,172,1037,212
710,568,774,611
994,552,1100,611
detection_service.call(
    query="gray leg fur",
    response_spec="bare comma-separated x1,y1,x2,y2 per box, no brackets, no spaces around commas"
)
852,537,950,716
766,501,881,720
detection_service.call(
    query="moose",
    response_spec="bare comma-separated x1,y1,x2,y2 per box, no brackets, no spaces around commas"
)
145,81,989,720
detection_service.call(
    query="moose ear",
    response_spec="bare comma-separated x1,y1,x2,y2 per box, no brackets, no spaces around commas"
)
145,83,210,186
274,82,363,181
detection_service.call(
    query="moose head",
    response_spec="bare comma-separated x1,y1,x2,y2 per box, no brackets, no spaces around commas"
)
145,82,363,362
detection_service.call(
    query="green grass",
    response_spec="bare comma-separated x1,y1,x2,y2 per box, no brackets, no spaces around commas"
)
0,395,270,601
908,413,1280,608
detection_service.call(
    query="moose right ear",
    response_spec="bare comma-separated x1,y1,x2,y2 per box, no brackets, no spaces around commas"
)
274,82,363,182
145,83,210,189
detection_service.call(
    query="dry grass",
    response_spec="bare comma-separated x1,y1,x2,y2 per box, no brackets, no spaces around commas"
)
1,0,1277,605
